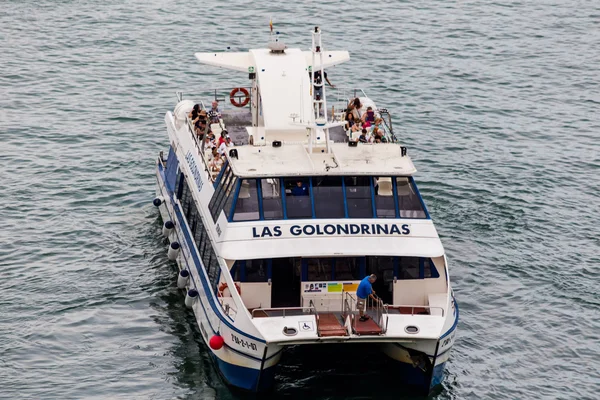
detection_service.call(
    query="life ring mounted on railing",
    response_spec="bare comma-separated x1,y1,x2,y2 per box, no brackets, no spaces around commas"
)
230,87,250,107
218,282,241,297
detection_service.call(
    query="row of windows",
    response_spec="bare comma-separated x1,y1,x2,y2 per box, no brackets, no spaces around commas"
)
229,256,439,282
176,172,221,294
209,174,429,222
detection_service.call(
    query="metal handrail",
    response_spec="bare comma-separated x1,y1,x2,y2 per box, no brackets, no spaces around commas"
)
309,300,321,337
343,292,357,333
384,304,445,317
367,295,385,333
251,306,316,318
177,87,253,110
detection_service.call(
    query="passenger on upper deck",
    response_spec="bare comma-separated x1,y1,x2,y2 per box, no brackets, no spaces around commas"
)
311,70,335,100
372,126,383,143
209,100,221,123
291,180,309,196
188,104,201,121
358,129,368,143
209,152,223,179
345,111,356,129
351,120,363,134
351,97,363,118
218,135,233,156
361,106,375,124
195,110,207,137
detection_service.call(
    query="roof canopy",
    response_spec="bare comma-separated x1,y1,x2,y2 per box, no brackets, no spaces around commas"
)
195,47,349,136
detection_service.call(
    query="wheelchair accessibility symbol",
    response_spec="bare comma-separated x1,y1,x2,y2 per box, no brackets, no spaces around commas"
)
299,321,314,331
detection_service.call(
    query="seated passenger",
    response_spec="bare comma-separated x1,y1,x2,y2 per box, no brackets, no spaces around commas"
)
195,117,207,137
351,120,363,134
373,127,384,142
206,147,218,162
218,136,233,156
218,130,228,147
209,100,221,123
210,153,223,178
361,106,376,123
358,130,368,143
345,112,357,131
291,180,309,196
188,104,201,121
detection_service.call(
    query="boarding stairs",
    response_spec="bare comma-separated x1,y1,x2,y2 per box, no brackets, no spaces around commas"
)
342,292,386,336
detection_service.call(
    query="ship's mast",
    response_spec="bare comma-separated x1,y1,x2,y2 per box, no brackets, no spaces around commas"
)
310,26,331,154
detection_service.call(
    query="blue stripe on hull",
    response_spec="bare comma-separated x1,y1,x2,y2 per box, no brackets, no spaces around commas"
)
212,355,276,392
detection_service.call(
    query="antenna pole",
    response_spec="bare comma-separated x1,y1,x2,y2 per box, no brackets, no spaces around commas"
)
311,27,331,153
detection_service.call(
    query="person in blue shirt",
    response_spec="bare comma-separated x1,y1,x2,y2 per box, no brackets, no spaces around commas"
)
356,274,378,321
290,180,308,196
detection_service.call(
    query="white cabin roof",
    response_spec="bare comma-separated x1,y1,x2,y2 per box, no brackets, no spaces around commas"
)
228,142,417,177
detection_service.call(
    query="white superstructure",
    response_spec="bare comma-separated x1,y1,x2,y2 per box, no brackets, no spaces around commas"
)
153,27,458,394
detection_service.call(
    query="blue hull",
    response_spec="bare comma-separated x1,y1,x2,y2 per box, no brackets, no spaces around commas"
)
212,355,276,392
393,359,446,394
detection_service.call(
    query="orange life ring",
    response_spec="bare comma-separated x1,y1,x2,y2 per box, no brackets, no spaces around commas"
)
229,87,250,107
218,282,241,297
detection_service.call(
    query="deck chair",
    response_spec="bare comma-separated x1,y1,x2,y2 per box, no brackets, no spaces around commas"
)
377,177,393,196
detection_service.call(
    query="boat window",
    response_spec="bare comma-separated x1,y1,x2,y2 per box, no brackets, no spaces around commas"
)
422,258,440,279
344,176,373,218
396,177,426,219
306,258,332,281
333,257,361,280
369,256,395,284
232,179,260,221
177,172,221,294
178,176,194,219
374,177,396,218
209,164,235,222
223,175,429,222
284,178,312,219
398,256,420,279
304,257,362,281
222,176,239,220
261,178,283,220
312,176,345,218
245,259,269,282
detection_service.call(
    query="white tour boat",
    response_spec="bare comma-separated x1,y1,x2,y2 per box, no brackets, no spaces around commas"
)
153,27,458,395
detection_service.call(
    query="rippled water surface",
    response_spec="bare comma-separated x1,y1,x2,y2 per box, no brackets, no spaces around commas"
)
1,1,599,399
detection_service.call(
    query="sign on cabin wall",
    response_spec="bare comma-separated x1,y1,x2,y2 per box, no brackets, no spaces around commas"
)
303,281,359,293
252,223,411,238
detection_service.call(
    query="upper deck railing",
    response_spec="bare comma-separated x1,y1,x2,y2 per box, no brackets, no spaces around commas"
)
177,86,399,146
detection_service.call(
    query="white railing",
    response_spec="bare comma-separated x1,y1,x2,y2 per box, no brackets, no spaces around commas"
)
177,87,253,112
368,295,386,333
343,292,357,333
251,306,317,318
383,304,445,317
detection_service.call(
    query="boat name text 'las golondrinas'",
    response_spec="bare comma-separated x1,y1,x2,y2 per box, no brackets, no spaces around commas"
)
252,223,411,238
